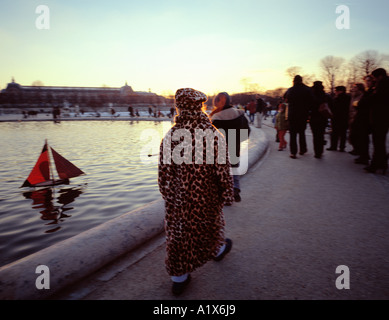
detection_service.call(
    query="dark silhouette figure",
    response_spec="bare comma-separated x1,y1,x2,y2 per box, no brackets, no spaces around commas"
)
52,106,60,121
365,68,389,174
284,75,314,159
128,105,135,117
352,76,375,165
348,83,366,155
169,107,175,118
255,94,266,127
310,81,333,159
328,86,351,152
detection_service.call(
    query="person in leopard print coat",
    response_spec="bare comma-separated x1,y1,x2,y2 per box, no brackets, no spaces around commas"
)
158,88,234,294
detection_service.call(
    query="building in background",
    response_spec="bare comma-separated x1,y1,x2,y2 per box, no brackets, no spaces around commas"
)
0,79,168,112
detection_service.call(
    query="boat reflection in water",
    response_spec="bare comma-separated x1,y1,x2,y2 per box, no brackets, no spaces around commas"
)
23,185,85,233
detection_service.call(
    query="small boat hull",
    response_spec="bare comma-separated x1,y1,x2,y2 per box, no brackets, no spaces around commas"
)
28,179,70,188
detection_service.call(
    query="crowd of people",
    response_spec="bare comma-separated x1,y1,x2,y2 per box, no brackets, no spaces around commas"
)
156,67,388,296
275,68,388,174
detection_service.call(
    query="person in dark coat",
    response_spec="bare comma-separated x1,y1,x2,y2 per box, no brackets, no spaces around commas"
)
348,83,366,155
365,68,389,174
310,81,333,159
128,105,135,117
211,92,250,202
328,86,351,152
284,75,314,159
352,76,375,165
255,94,266,128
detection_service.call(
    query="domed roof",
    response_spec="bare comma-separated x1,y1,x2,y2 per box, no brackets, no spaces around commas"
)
6,78,22,91
120,82,134,95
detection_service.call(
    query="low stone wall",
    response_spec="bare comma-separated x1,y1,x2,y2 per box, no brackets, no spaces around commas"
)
0,200,165,300
0,127,268,300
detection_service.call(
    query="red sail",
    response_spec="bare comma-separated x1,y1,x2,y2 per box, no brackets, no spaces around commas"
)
51,147,84,180
21,143,51,187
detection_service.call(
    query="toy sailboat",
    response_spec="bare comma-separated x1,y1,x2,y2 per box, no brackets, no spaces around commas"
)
21,140,85,188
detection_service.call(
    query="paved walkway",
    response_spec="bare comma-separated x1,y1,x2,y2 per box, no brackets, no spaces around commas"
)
55,118,389,300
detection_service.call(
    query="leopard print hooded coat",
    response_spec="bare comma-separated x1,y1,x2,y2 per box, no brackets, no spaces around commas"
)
158,88,234,277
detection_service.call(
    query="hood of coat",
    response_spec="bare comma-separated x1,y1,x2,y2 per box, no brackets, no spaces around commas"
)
175,88,207,111
174,88,211,124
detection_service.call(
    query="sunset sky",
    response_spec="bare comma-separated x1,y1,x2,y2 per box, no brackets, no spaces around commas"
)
1,0,389,96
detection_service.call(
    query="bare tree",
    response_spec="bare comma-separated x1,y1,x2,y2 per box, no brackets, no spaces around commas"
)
343,50,389,89
320,56,345,94
285,66,316,87
345,58,360,89
265,87,287,99
240,77,261,94
286,66,302,80
301,73,316,87
355,50,383,77
352,50,389,78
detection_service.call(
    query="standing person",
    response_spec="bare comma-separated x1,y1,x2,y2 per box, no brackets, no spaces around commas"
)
247,99,256,124
255,94,265,128
169,106,175,118
210,92,250,202
263,104,269,120
327,86,351,152
128,105,134,117
348,83,365,155
275,101,289,151
273,103,280,143
284,75,314,159
352,76,375,165
52,106,60,121
365,68,389,174
153,105,158,118
310,81,332,159
158,88,234,296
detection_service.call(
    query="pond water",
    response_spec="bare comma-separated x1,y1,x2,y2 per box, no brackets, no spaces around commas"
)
0,120,172,267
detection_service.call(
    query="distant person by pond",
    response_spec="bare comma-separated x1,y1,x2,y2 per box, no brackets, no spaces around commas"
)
168,106,175,118
255,94,266,128
247,99,256,124
128,105,135,117
52,106,61,121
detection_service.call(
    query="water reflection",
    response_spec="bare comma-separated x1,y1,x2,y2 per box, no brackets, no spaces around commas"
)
0,121,165,266
23,185,85,233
